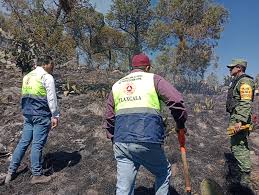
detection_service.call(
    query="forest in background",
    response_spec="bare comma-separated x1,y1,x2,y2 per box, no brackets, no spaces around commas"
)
0,0,258,93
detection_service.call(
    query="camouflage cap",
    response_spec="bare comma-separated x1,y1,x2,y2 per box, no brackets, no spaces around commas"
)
227,59,247,68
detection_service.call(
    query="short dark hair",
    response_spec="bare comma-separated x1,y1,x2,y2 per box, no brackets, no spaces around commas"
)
132,65,147,70
37,55,53,66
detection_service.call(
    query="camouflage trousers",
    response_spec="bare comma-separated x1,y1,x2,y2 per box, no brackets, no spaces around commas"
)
230,131,251,181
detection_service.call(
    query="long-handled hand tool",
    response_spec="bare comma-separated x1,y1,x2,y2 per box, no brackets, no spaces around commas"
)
227,124,252,136
178,128,191,195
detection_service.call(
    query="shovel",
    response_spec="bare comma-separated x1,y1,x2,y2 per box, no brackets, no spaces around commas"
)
177,129,224,195
178,128,192,195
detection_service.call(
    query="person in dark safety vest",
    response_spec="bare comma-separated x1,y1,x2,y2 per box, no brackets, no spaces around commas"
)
104,53,187,195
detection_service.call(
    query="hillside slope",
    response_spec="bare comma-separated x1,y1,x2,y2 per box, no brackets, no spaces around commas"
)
0,65,258,195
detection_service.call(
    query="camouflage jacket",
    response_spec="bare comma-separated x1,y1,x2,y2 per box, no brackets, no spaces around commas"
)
226,74,255,124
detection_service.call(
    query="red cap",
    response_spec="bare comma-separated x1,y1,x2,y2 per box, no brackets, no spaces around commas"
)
132,53,150,67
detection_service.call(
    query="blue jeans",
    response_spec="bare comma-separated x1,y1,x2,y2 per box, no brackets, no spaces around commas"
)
113,142,171,195
8,115,51,176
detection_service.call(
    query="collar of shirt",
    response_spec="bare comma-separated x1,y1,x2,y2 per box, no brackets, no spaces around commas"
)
35,66,48,75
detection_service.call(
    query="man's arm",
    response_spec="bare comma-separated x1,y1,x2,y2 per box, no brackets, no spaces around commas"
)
104,91,115,139
43,74,60,129
154,74,187,129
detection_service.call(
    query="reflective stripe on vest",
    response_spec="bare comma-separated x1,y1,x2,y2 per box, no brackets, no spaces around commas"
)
112,72,160,114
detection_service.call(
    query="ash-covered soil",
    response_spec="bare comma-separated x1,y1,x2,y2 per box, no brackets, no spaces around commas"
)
0,65,258,195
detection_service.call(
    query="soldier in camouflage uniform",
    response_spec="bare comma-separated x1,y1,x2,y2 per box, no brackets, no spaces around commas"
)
226,59,255,188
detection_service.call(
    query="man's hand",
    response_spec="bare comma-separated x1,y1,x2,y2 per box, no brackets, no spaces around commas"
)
227,123,251,136
106,130,114,143
233,122,242,134
51,117,59,130
252,114,257,124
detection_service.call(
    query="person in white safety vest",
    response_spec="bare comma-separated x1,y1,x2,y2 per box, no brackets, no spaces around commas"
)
5,55,59,184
